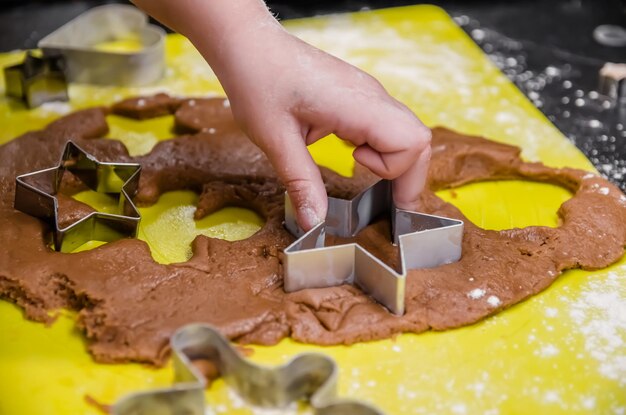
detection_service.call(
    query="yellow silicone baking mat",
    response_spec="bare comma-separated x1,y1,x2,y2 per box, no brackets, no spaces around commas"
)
1,5,624,415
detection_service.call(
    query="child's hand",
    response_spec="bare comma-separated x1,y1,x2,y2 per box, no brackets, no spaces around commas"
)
132,0,432,230
219,30,432,229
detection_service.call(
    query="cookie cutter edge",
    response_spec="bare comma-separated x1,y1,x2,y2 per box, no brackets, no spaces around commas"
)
3,51,69,108
112,323,384,415
37,4,165,86
14,140,141,252
283,179,464,315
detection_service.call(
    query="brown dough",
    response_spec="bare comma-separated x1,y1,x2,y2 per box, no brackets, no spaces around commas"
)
110,93,182,120
0,95,624,366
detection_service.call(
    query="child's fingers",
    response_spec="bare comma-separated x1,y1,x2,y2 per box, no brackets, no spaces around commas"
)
392,146,431,211
325,95,432,204
253,123,328,231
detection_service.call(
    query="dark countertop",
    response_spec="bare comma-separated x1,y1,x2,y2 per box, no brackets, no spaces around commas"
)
1,0,625,188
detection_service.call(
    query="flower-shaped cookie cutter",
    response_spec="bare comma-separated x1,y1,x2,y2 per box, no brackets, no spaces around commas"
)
37,4,165,86
284,180,464,315
14,141,141,253
112,323,384,415
3,52,69,108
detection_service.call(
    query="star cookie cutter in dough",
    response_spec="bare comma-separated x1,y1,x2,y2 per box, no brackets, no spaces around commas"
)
112,323,384,415
283,180,464,315
14,141,141,253
37,4,165,86
3,52,69,108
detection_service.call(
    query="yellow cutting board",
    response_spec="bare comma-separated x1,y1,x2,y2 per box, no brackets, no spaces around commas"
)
1,5,625,415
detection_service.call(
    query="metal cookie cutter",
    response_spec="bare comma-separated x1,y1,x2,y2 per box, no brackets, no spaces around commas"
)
113,323,383,415
284,180,464,315
38,4,165,86
14,141,141,252
3,52,69,108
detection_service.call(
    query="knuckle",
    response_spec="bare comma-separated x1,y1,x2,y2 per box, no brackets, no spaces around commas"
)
376,160,401,180
420,125,433,145
378,170,397,180
355,69,386,93
407,125,432,155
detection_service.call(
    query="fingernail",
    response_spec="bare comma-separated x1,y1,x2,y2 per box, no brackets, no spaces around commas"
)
299,205,322,231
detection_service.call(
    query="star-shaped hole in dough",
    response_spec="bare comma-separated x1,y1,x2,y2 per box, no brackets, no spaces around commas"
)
14,141,141,252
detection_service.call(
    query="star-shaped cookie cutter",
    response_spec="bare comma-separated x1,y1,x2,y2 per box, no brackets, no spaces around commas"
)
3,52,69,108
14,141,141,253
283,180,464,315
113,323,384,415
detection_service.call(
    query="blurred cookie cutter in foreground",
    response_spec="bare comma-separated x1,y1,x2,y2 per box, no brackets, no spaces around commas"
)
37,4,165,86
3,52,69,108
284,180,464,315
112,323,383,415
14,141,141,253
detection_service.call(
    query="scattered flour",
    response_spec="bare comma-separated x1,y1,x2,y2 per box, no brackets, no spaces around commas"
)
451,403,468,415
581,396,596,410
543,390,561,404
537,344,560,358
568,268,626,386
468,288,486,299
206,389,314,415
487,295,502,307
466,382,486,398
545,307,558,317
38,101,72,115
494,111,518,123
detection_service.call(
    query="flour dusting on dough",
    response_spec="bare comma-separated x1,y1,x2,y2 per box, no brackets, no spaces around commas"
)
487,295,502,307
467,288,486,299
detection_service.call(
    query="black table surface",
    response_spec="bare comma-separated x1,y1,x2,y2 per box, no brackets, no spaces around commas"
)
1,0,625,189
